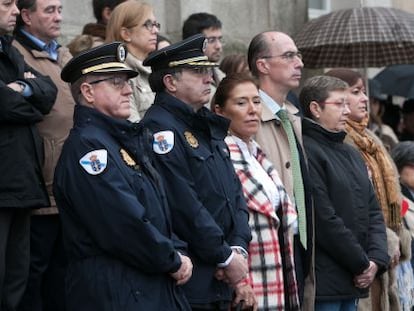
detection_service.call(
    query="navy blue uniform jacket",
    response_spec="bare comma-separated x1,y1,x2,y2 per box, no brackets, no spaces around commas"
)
53,105,190,311
142,92,251,305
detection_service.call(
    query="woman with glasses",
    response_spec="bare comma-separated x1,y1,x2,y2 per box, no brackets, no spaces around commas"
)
325,69,410,311
213,73,299,311
106,1,160,122
299,75,389,311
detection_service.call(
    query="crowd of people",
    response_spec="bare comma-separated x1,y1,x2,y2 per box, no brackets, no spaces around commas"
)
1,0,414,310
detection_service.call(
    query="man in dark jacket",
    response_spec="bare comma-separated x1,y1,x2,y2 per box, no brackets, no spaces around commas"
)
0,1,57,309
13,0,74,309
54,42,192,311
142,34,252,310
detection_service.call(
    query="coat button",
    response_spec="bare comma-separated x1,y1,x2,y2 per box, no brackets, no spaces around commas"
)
285,161,291,169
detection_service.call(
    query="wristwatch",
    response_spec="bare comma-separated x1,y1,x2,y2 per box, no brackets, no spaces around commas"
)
16,81,26,93
232,247,248,259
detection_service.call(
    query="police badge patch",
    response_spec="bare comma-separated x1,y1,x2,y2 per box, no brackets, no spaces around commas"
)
184,131,199,148
153,130,174,154
79,149,107,175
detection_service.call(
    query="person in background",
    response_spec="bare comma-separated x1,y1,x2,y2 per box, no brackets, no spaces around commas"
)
213,73,299,310
142,34,252,311
182,12,225,99
156,34,171,50
400,99,414,142
54,42,192,311
66,34,94,56
326,68,408,311
82,0,126,45
13,0,74,310
0,1,57,309
247,30,314,309
106,0,158,122
219,53,249,76
300,75,389,311
368,79,398,152
391,142,414,310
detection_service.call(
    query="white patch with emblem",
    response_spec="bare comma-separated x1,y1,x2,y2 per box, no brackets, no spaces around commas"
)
79,149,107,175
153,130,174,154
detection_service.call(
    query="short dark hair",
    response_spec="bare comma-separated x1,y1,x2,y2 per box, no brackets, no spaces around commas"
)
148,68,182,93
247,32,269,78
299,75,349,119
16,0,37,28
92,0,126,23
391,141,414,172
182,13,222,39
212,73,258,112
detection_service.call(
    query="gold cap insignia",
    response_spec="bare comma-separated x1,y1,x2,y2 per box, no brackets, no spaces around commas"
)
184,131,199,148
120,149,139,169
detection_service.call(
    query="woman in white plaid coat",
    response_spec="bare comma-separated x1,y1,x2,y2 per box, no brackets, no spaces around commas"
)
213,73,300,310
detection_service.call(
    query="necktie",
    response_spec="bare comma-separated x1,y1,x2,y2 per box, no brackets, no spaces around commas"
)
277,109,307,249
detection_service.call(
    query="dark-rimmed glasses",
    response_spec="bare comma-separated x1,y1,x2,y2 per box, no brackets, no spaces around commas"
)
88,76,130,90
142,20,161,31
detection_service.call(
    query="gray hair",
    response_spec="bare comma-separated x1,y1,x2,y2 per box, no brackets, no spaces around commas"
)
299,75,349,119
391,141,414,172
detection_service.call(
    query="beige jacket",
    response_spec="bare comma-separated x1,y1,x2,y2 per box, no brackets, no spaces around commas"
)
13,40,74,215
125,53,155,122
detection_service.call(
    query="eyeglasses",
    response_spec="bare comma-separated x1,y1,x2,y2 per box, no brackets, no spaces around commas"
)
261,51,303,62
142,20,161,31
88,76,130,90
320,101,350,110
206,36,225,45
186,67,213,76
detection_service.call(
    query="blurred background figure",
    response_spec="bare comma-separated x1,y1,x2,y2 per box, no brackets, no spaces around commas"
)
66,34,94,56
156,34,171,50
326,68,408,311
400,99,414,142
368,79,399,152
219,53,249,76
106,0,159,122
213,73,299,310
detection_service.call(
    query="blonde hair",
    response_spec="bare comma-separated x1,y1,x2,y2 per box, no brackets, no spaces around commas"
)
105,0,153,42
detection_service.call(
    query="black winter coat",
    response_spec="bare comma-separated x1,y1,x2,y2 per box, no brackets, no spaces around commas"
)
302,118,389,301
0,35,57,209
142,92,251,305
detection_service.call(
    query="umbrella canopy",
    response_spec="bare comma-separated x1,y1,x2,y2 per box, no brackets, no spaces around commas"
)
374,64,414,98
295,7,414,68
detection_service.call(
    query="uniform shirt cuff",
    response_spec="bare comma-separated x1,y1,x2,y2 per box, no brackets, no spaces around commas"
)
217,251,234,268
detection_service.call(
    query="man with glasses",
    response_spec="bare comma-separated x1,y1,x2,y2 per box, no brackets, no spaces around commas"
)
182,12,225,99
53,42,193,311
248,31,315,310
142,34,252,310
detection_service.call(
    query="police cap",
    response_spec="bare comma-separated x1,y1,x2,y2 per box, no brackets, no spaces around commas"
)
143,34,218,72
61,42,138,83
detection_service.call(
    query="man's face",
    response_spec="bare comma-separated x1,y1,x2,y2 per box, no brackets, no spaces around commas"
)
261,32,304,91
171,67,213,111
84,74,133,119
0,0,19,35
22,0,62,42
202,27,223,62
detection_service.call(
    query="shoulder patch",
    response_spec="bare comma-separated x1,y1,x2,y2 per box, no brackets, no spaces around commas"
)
79,149,107,175
153,130,174,154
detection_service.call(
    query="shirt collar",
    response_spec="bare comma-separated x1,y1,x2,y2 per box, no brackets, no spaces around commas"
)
20,29,58,58
259,89,283,116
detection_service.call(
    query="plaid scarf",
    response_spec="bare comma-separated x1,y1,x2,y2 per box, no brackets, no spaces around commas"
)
346,117,401,231
225,135,300,311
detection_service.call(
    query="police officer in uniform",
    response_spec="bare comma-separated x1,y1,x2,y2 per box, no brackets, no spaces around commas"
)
142,35,253,310
53,42,192,311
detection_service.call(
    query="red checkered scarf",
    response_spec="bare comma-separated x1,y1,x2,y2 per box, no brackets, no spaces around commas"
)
225,136,300,310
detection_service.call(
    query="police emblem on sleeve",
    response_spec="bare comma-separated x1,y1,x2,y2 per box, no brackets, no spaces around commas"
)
79,149,107,175
153,130,174,154
184,131,199,148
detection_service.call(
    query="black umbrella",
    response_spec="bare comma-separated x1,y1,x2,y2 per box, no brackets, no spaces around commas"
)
374,64,414,98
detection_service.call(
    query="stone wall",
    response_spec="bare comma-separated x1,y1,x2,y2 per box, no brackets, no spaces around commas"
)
60,0,308,55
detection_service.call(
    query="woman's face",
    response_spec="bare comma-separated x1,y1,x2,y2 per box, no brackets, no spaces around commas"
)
316,90,350,132
215,82,262,143
124,11,159,60
346,78,369,122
